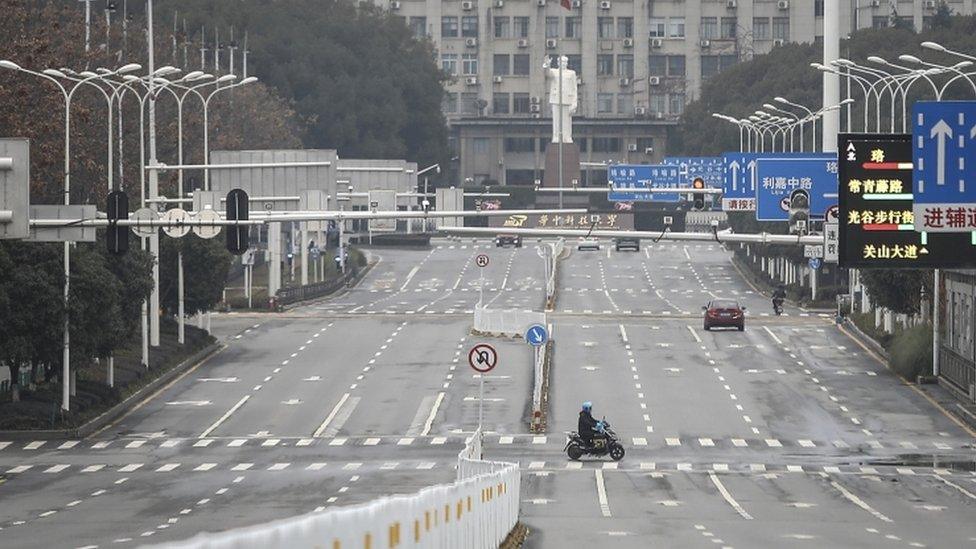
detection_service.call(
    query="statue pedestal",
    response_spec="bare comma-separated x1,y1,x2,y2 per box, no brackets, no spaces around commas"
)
542,142,581,188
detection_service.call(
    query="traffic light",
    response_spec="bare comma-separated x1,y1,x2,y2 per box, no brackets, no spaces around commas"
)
106,190,129,255
788,188,810,234
691,177,705,211
225,188,250,255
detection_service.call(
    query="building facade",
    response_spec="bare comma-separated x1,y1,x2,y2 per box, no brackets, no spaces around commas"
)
384,0,974,185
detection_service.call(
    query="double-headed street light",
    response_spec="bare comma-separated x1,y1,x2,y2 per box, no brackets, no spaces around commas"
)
711,113,747,152
0,60,141,411
898,55,976,98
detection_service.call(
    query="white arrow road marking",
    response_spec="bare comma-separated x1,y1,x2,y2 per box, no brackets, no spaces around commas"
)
303,376,322,382
930,119,953,189
198,377,238,383
281,399,302,405
166,401,212,407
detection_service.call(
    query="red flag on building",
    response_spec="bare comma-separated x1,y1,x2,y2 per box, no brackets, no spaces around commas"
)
560,0,572,9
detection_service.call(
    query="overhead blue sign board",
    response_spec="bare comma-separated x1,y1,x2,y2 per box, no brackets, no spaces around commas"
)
608,164,681,202
912,100,976,232
722,152,760,211
755,153,838,222
525,324,548,347
663,156,724,188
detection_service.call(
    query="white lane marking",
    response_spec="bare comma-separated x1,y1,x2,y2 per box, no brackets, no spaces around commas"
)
231,463,253,471
431,437,447,445
307,463,328,471
831,480,892,522
595,470,612,517
765,439,782,448
268,463,290,471
732,438,748,447
762,326,783,346
194,463,218,472
397,438,415,446
81,464,105,473
193,439,214,448
156,463,181,472
933,475,976,500
228,439,247,447
709,472,753,520
119,464,143,473
313,393,351,438
686,325,702,344
296,438,314,447
200,395,251,438
798,439,816,448
364,438,381,446
329,438,347,446
58,441,79,450
619,325,629,343
666,437,681,446
43,464,70,473
24,441,45,450
400,266,421,291
683,247,692,260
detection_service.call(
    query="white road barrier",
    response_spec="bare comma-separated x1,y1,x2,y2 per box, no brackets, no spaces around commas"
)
148,430,519,549
473,305,546,337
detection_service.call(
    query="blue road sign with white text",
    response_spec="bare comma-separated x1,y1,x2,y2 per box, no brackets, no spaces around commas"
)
912,101,976,232
755,154,838,221
608,164,682,202
663,157,725,188
722,153,761,211
525,324,548,347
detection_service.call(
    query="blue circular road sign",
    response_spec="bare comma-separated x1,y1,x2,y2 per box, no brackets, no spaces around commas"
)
808,258,822,270
525,324,548,347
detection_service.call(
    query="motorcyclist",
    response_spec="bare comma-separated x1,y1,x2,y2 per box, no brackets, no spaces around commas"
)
578,401,605,448
772,284,786,313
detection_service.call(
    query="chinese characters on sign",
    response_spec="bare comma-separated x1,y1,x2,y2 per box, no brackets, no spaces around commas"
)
608,164,681,202
912,101,976,232
490,213,634,231
754,154,837,221
838,133,976,268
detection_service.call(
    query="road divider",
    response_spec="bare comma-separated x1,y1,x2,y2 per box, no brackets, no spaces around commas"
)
152,428,520,549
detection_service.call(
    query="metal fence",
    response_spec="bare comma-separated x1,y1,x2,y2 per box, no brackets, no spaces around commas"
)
275,271,353,307
150,429,520,549
940,347,975,403
473,306,546,337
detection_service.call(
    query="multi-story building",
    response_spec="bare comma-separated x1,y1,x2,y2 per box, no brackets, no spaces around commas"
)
385,0,973,186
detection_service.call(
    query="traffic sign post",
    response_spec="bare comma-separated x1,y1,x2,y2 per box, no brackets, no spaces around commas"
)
912,101,976,232
525,324,548,347
608,164,682,202
468,343,498,430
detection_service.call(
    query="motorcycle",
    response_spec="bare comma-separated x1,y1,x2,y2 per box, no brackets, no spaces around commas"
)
772,297,784,316
565,418,625,461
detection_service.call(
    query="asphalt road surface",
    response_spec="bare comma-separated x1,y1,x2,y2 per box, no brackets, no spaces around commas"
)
1,237,974,548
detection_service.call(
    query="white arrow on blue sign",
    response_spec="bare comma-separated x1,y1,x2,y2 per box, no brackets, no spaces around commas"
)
913,100,976,232
722,153,760,211
525,324,548,347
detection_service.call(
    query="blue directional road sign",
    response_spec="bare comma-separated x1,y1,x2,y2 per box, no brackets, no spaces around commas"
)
608,164,681,202
664,156,725,188
913,101,976,232
808,257,822,270
755,153,838,222
525,324,548,347
722,153,761,211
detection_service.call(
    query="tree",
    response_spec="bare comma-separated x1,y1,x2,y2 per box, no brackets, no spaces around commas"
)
158,235,232,317
930,2,955,29
859,269,932,315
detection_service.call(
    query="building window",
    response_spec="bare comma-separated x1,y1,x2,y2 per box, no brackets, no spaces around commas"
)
441,54,458,76
702,55,720,78
637,137,654,153
721,17,737,39
650,94,666,114
617,17,634,39
753,17,769,40
408,17,427,39
649,17,666,38
617,54,634,78
494,16,510,38
442,16,459,38
567,54,582,73
514,16,530,38
504,137,535,152
720,54,738,71
462,16,479,38
597,93,614,113
442,92,458,114
472,137,490,155
649,55,666,76
701,17,718,40
597,54,614,76
592,137,621,152
772,17,790,40
668,17,685,38
669,93,685,116
566,16,581,38
617,93,633,114
513,93,530,113
667,55,686,77
577,137,588,152
461,93,480,115
462,54,478,75
598,17,614,39
493,54,510,76
512,54,530,76
815,0,824,17
871,16,888,29
546,16,560,38
493,93,510,114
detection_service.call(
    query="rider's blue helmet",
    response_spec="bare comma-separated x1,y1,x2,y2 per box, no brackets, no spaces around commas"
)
582,401,592,412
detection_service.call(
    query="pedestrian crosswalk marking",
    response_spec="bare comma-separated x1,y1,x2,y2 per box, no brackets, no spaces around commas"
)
156,463,181,472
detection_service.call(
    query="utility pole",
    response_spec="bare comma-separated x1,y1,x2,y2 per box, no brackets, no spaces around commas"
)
822,0,840,153
147,0,161,347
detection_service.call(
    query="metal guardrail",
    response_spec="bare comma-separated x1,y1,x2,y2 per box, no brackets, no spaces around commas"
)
274,271,354,307
940,347,975,402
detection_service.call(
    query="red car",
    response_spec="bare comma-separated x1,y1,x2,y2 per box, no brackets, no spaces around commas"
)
702,299,746,331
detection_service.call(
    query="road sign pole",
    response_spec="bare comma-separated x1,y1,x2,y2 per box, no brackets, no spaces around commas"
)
479,267,484,306
178,249,185,344
811,264,817,301
478,374,484,431
933,268,941,378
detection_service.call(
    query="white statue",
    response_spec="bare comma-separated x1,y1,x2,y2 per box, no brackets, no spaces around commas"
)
543,55,578,144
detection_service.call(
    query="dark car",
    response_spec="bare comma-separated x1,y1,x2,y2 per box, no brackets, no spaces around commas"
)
614,237,640,252
496,234,522,248
703,299,745,331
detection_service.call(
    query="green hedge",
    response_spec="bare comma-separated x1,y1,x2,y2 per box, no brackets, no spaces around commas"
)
888,324,933,380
